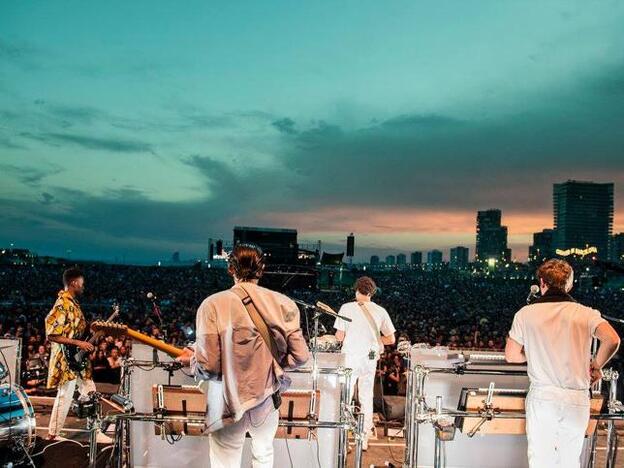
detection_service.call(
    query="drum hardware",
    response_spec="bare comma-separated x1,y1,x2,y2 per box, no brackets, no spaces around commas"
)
0,383,36,466
72,391,101,419
466,382,497,438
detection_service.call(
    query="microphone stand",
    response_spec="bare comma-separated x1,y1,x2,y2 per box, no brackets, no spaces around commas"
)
148,295,166,363
291,298,352,439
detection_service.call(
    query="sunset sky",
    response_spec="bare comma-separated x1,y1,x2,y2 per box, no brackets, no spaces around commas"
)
1,1,623,263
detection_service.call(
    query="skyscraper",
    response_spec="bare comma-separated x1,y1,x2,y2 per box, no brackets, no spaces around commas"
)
475,209,511,265
610,233,624,264
385,255,396,265
410,251,423,265
553,181,614,259
528,229,555,265
450,246,469,269
370,255,380,265
396,253,407,265
427,250,443,264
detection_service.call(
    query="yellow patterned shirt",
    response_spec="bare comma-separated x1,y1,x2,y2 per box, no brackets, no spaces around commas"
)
45,290,92,388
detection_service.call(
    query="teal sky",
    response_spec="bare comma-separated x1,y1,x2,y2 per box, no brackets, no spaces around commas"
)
1,1,623,263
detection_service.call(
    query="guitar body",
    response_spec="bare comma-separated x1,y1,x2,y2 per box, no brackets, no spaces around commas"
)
64,339,89,372
63,304,120,373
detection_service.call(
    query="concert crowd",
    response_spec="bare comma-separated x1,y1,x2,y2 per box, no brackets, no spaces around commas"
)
1,263,623,396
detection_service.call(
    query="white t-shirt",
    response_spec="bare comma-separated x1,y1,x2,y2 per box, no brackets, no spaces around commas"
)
333,301,396,361
508,300,606,390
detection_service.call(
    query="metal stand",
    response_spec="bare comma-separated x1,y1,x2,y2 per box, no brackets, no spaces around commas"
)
604,368,623,468
114,359,362,468
404,356,624,468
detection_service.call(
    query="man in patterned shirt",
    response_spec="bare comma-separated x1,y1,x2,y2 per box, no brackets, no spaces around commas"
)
45,267,97,440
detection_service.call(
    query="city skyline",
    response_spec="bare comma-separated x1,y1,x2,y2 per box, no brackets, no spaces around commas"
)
1,2,624,263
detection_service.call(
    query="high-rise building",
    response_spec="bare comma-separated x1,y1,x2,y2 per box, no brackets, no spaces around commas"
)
385,255,396,265
427,250,443,264
396,253,407,265
553,181,614,259
610,233,624,264
528,229,555,265
346,233,355,257
475,209,511,265
370,255,380,265
410,251,423,265
450,246,469,269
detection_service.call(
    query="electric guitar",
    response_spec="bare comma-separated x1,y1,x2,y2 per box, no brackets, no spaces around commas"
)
90,321,184,358
64,303,119,372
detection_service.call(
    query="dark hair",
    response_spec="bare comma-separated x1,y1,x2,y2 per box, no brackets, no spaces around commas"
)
63,267,84,287
355,276,377,296
228,243,265,281
537,259,573,291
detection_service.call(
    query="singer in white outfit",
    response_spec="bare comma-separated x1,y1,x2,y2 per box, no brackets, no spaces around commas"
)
334,276,396,450
506,259,620,468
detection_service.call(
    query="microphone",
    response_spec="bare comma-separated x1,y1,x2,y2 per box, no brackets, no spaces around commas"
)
526,285,540,304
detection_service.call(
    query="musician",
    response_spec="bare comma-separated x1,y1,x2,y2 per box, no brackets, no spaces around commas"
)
334,276,396,450
177,243,309,468
505,259,620,468
44,267,98,440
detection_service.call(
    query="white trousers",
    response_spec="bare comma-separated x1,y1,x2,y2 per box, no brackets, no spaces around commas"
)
525,385,590,468
209,399,279,468
48,377,96,436
347,358,377,438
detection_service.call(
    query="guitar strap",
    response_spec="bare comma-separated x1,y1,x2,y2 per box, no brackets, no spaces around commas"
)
357,301,384,353
231,285,280,363
231,285,283,409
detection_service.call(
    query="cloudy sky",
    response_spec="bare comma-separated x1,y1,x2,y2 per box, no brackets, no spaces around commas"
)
1,1,623,263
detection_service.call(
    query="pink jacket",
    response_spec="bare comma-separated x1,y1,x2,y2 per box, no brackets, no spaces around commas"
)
191,282,309,431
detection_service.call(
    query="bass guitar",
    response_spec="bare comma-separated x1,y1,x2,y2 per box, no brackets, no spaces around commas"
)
64,303,119,372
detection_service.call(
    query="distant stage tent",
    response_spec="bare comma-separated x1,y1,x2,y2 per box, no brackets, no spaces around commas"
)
321,252,344,266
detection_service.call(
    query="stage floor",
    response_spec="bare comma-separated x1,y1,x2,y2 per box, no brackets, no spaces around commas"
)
27,401,624,467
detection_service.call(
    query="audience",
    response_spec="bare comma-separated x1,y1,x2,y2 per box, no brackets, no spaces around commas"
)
1,263,622,395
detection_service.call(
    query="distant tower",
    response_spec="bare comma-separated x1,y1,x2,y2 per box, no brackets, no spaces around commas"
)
410,251,423,265
450,246,469,269
208,238,214,261
346,233,355,264
476,209,510,266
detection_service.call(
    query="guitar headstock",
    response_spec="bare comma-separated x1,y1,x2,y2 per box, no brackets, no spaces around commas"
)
110,303,120,321
91,321,128,337
316,301,337,315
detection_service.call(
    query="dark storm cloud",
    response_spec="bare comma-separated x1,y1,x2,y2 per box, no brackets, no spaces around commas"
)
271,70,624,216
20,132,155,153
0,163,62,187
45,104,105,125
0,39,43,71
379,114,465,130
271,117,297,135
0,136,25,150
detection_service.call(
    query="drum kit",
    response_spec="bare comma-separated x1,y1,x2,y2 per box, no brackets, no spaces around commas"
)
0,346,37,466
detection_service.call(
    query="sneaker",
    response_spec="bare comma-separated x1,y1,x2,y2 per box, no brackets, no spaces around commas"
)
362,438,368,451
46,434,68,442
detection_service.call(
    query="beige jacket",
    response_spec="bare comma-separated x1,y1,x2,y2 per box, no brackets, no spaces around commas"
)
191,282,309,432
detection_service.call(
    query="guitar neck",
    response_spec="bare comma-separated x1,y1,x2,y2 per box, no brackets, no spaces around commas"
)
125,328,184,358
